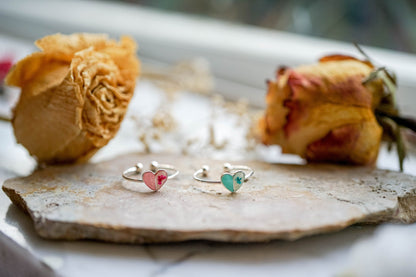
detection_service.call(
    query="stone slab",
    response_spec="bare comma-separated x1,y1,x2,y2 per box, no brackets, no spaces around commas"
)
2,154,416,243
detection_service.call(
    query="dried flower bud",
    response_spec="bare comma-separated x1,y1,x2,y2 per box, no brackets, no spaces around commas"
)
6,33,140,164
259,55,384,165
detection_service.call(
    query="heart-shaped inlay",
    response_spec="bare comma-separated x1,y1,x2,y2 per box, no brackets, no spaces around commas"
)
142,170,168,191
220,171,245,192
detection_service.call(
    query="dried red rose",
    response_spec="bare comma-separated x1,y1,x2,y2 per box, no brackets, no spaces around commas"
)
259,55,385,165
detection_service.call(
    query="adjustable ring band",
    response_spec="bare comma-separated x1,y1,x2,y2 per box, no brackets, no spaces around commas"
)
193,163,254,192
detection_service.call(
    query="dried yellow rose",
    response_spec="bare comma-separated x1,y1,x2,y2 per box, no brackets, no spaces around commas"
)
259,55,384,165
6,33,140,164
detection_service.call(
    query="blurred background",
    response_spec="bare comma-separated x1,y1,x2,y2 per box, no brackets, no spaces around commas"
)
123,0,416,53
1,0,416,113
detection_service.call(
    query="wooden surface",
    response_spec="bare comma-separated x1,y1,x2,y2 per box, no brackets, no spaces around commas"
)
2,153,416,244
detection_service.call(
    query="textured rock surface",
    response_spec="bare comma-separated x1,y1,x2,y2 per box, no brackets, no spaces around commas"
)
2,153,416,243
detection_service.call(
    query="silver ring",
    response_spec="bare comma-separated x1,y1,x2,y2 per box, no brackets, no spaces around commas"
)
193,163,254,192
122,161,179,191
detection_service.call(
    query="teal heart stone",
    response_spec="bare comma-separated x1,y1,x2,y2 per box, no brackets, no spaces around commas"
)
221,171,245,192
221,174,234,192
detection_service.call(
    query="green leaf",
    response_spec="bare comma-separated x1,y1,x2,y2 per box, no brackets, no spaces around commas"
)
376,116,407,172
395,125,406,172
356,43,412,171
377,111,416,132
362,67,385,84
376,115,396,142
354,43,373,62
379,69,397,106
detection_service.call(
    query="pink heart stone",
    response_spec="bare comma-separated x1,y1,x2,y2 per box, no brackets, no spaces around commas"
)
142,170,168,191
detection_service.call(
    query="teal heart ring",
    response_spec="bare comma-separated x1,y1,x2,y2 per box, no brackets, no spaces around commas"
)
193,163,254,193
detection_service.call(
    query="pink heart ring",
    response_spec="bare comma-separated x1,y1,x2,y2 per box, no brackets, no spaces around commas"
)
122,161,179,191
